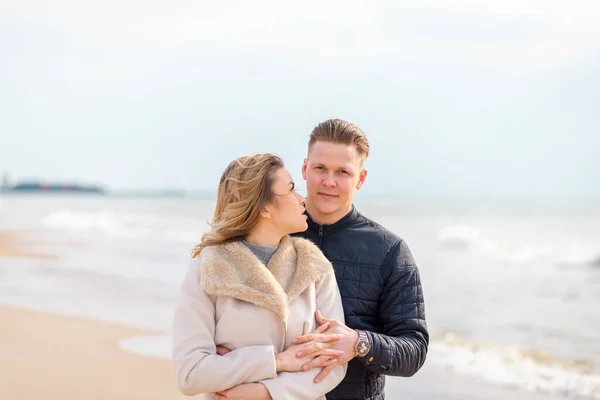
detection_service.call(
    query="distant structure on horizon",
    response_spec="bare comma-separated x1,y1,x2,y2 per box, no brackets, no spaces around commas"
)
0,172,106,194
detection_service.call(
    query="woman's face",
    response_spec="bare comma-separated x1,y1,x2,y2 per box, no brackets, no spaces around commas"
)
264,167,308,235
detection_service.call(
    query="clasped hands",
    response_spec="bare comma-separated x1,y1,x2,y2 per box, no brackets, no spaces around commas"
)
214,310,358,399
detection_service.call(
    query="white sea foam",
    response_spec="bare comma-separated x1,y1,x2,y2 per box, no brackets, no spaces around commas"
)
430,333,600,399
41,209,199,243
437,224,600,266
119,335,172,359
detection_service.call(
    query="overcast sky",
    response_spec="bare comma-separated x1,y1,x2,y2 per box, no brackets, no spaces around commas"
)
1,0,599,200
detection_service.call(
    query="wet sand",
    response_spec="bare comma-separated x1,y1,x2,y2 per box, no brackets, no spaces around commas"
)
0,230,56,259
0,305,194,400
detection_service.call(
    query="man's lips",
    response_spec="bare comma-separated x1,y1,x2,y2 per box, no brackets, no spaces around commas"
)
318,192,338,198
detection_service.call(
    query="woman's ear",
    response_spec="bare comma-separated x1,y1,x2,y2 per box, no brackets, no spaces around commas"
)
260,204,272,219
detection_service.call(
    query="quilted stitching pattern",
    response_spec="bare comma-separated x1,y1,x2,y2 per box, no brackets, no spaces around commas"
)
296,212,428,400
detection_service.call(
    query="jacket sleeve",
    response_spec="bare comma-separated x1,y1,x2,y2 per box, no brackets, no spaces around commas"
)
260,269,348,399
358,239,429,377
171,257,278,396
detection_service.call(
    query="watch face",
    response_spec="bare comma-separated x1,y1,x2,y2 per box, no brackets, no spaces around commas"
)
357,340,369,356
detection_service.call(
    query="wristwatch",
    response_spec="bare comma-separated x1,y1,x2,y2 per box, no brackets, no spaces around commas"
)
354,330,371,358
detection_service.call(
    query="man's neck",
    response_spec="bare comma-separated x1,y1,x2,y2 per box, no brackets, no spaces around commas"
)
305,203,352,226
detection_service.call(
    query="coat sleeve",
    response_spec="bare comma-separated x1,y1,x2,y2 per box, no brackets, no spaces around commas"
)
171,257,278,396
358,239,429,377
259,269,347,399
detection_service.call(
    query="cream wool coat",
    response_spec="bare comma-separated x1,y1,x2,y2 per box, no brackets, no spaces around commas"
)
172,235,347,399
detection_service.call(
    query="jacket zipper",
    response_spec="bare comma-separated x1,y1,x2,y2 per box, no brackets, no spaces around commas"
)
318,225,323,247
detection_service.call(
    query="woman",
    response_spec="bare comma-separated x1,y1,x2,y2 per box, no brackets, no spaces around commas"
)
172,153,347,399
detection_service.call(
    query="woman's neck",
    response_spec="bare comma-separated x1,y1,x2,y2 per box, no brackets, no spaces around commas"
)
245,223,283,247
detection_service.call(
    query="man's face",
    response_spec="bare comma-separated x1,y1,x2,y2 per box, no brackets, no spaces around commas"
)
302,141,367,224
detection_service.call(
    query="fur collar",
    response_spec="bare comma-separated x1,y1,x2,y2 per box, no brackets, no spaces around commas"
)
199,236,332,320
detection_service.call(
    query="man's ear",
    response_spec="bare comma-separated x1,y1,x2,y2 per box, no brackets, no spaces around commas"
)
301,158,308,180
356,168,368,190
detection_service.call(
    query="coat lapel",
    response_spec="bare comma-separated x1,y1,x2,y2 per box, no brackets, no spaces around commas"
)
200,236,332,320
284,237,332,302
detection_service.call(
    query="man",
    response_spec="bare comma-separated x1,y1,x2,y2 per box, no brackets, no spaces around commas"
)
292,119,428,400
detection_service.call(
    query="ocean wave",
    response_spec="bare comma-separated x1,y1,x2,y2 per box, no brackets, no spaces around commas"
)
437,224,600,266
430,332,600,399
559,253,600,268
42,210,158,236
41,210,198,243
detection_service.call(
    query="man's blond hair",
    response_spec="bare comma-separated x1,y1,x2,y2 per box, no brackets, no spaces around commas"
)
308,119,370,163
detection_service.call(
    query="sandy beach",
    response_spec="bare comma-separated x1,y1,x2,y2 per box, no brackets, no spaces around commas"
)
0,229,194,399
0,230,56,259
0,305,192,400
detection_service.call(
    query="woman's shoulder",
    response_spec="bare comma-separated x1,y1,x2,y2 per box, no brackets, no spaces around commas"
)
191,240,244,264
187,243,227,276
185,243,239,294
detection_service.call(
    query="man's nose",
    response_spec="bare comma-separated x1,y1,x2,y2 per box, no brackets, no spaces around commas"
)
322,173,336,187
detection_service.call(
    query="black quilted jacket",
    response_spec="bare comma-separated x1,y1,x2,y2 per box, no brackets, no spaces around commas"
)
295,206,429,400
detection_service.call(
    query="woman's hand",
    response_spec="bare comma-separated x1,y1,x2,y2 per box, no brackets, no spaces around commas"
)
292,310,358,382
215,383,272,399
275,322,344,372
216,323,343,375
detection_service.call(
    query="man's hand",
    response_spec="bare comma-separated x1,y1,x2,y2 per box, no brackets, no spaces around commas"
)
276,322,344,372
216,345,231,356
292,310,359,383
215,383,272,399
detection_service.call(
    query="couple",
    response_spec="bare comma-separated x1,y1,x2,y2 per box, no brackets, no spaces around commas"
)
172,119,429,400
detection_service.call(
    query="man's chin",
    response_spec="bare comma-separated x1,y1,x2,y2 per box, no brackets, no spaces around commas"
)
314,204,342,216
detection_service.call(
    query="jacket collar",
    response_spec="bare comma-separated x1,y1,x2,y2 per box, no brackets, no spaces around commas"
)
199,236,332,320
306,204,359,234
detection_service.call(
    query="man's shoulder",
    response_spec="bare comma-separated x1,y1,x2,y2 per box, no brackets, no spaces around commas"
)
351,212,419,277
321,210,406,268
349,210,403,251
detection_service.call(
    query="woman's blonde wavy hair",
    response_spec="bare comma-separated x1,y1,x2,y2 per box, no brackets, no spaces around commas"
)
191,153,284,258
